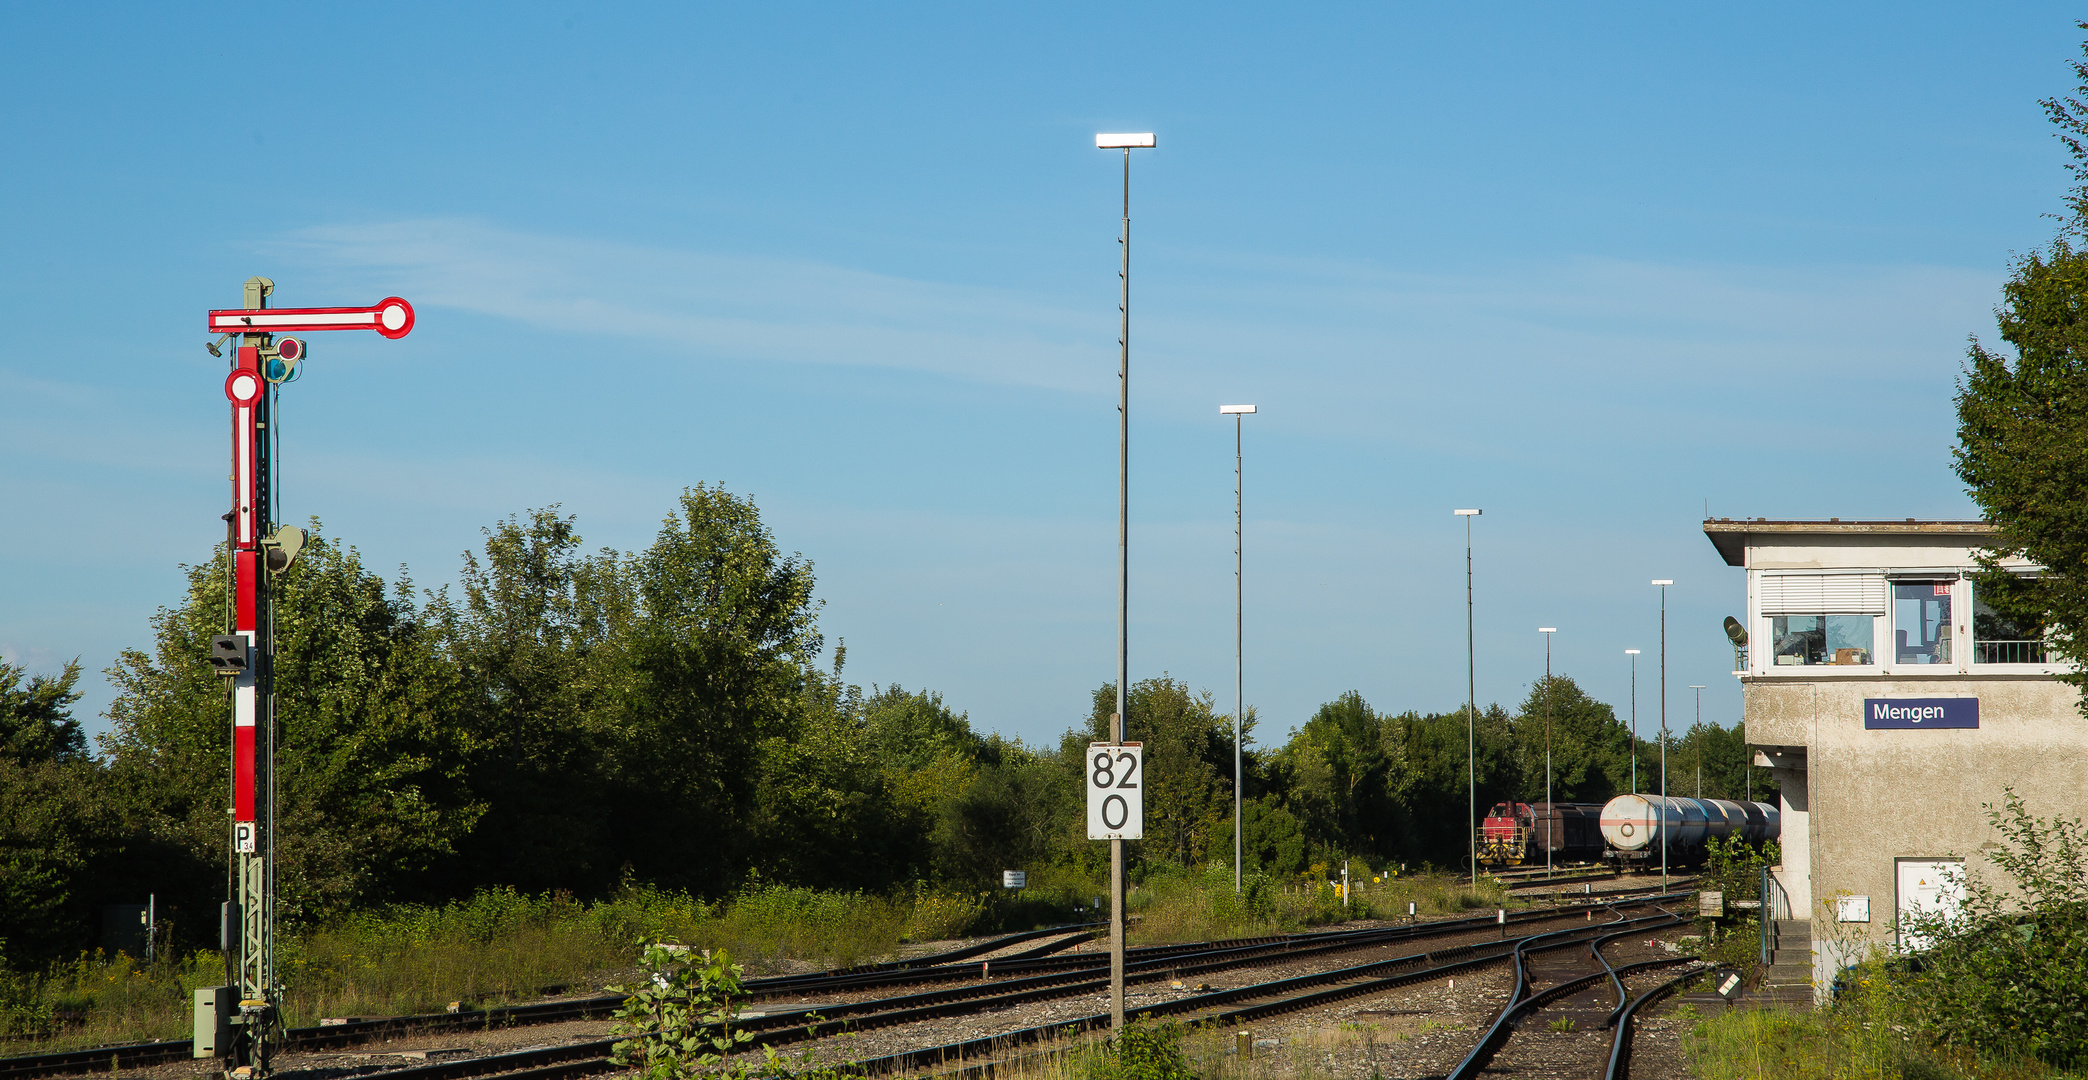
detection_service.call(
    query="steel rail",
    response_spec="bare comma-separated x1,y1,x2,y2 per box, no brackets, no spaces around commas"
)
743,893,1701,1031
0,924,1365,1080
742,898,1627,999
345,904,1693,1080
840,906,1689,1079
0,925,1093,1080
722,905,1682,1050
1605,966,1702,1080
0,897,1694,1080
1444,900,1693,1080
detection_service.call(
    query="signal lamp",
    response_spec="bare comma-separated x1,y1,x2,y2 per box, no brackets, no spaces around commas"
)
261,526,308,574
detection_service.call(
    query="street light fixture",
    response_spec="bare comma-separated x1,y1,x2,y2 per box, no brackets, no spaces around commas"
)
1538,627,1556,877
1652,579,1673,890
1098,129,1153,1036
1221,404,1257,895
1454,509,1481,888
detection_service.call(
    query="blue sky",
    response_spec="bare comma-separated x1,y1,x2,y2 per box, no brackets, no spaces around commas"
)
1,4,2076,752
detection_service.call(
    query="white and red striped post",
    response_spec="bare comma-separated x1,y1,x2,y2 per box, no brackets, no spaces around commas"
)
203,281,413,1079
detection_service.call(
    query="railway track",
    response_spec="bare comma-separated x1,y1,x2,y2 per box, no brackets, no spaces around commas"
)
0,924,1100,1080
0,894,1702,1080
1444,899,1704,1080
277,895,1697,1080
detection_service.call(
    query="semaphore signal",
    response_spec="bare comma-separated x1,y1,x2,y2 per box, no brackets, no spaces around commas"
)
196,277,414,1080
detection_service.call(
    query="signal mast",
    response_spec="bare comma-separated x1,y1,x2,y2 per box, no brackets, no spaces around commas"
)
196,278,414,1076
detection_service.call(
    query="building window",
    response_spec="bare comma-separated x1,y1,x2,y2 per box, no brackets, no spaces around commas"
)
1973,589,2047,664
1770,615,1874,665
1892,581,1954,665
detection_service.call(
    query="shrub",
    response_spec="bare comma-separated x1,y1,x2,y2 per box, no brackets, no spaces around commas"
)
1084,1020,1194,1080
1897,790,2088,1071
610,940,754,1080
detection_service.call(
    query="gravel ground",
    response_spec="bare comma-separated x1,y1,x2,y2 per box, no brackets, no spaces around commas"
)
65,909,1707,1080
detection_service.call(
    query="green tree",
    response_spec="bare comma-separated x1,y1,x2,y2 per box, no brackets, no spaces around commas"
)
1079,678,1237,868
1955,30,2088,712
434,507,628,895
863,684,978,770
602,485,824,890
1669,720,1780,803
932,738,1071,887
0,661,124,962
1275,691,1414,859
1381,704,1520,868
103,530,479,925
0,659,88,764
1509,675,1631,804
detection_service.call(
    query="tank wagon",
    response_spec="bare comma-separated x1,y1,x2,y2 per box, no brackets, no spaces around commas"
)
1598,794,1780,869
1479,801,1605,866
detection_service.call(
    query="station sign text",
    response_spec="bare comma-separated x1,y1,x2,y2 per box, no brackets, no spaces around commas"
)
1863,697,1978,730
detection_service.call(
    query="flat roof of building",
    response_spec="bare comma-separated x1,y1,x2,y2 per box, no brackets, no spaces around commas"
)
1701,518,1993,566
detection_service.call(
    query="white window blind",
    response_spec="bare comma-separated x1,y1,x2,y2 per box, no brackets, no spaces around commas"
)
1759,574,1887,615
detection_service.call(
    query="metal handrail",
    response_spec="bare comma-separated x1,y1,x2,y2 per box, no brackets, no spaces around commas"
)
1759,868,1791,965
1973,639,2047,664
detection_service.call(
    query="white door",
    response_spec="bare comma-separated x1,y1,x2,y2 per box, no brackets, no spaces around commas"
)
1896,859,1964,951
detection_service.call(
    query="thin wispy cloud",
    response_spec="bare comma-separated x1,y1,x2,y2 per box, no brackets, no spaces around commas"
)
270,220,1999,416
269,220,1105,393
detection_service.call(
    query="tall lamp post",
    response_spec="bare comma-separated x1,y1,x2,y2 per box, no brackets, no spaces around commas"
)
1455,509,1481,887
1221,404,1257,894
1689,684,1707,798
1097,130,1153,1034
1652,579,1673,890
1625,649,1641,794
1539,627,1556,877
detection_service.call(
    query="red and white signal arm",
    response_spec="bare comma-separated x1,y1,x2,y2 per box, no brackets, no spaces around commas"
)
1086,742,1144,840
207,297,415,339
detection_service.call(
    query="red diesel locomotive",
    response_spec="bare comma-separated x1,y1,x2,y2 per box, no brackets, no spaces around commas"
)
1479,800,1606,866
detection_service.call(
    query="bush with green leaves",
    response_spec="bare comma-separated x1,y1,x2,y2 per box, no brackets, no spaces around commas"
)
1897,790,2088,1071
611,940,756,1079
1083,1020,1195,1080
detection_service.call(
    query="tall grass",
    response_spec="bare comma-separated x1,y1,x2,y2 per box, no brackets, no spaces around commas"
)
1684,964,2064,1080
1127,864,1508,946
0,882,1027,1054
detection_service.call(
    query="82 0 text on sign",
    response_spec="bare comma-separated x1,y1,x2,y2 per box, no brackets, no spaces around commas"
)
1086,742,1143,840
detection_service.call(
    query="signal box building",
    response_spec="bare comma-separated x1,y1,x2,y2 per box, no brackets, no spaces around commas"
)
1703,519,2087,994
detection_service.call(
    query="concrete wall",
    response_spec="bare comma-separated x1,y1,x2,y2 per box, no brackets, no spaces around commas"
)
1773,769,1809,916
1743,675,2088,990
1741,533,2035,572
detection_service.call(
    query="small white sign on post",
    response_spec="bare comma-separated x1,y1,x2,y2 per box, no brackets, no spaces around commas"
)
1002,871,1027,889
1086,742,1144,840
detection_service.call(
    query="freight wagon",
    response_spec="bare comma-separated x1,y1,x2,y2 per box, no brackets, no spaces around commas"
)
1598,794,1781,869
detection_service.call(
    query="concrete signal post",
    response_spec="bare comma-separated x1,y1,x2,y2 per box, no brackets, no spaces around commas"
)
1221,403,1257,896
1454,509,1481,889
1097,130,1154,1034
1652,579,1674,891
197,280,415,1077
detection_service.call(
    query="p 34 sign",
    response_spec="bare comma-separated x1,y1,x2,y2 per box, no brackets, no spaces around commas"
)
1086,742,1143,840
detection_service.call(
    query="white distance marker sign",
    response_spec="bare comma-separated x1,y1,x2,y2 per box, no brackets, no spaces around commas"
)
1086,742,1144,840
